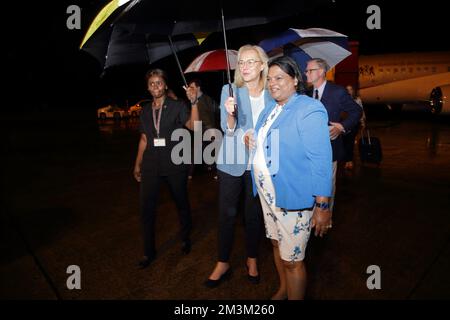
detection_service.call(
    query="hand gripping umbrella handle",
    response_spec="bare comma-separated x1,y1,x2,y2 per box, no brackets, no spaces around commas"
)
228,84,238,119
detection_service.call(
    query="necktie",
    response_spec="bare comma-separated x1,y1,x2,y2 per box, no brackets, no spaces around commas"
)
314,89,319,100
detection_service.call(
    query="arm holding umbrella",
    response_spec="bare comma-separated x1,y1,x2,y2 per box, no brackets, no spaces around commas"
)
221,8,238,122
224,96,237,132
218,86,238,136
184,85,200,131
183,48,240,133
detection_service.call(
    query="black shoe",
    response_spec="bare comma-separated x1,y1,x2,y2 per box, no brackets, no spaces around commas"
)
137,255,155,269
203,268,232,288
247,273,260,284
246,266,260,284
181,240,191,255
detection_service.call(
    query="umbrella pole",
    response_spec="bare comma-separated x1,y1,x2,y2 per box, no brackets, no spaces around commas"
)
221,7,237,119
168,35,188,88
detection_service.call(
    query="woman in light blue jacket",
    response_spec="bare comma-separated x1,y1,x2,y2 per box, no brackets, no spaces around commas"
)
252,56,333,300
204,45,273,288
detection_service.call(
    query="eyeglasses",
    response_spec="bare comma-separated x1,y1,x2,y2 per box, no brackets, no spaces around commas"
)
304,68,320,74
238,59,261,68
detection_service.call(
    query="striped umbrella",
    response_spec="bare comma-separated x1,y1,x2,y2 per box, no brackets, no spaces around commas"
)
259,28,351,73
184,49,238,73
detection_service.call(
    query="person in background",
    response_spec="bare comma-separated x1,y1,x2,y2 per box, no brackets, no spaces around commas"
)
343,84,366,169
186,78,219,179
305,58,362,212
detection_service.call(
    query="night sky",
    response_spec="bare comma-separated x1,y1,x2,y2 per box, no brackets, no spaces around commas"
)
4,0,449,112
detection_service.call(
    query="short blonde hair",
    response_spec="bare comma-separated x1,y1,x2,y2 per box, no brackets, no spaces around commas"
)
234,45,269,88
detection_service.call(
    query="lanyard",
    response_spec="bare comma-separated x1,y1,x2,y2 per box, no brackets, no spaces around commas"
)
152,107,163,137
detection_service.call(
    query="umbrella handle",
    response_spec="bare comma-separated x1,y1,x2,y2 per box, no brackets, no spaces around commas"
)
228,84,237,119
228,83,234,97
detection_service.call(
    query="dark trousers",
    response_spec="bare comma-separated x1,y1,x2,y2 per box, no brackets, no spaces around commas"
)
217,170,262,262
343,124,360,162
189,137,217,176
140,171,192,257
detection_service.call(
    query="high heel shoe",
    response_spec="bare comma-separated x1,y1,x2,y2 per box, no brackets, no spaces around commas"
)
203,268,232,288
246,266,260,284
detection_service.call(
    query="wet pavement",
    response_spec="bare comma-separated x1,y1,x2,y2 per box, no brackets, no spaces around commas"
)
1,108,450,300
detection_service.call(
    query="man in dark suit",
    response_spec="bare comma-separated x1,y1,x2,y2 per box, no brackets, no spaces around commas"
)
305,58,362,211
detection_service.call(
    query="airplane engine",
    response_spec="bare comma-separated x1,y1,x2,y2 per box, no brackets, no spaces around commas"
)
430,85,450,114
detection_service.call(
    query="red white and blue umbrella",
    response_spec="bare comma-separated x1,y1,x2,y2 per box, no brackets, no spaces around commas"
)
184,49,238,73
259,28,351,73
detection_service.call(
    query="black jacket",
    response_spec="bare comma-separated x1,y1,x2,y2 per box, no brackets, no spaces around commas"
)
320,82,362,161
139,98,190,176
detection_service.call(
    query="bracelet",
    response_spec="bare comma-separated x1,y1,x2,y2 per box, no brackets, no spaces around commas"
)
315,202,330,210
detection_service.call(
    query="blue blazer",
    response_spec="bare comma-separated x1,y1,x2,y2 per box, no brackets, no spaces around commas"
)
216,84,274,177
251,93,333,210
320,82,362,161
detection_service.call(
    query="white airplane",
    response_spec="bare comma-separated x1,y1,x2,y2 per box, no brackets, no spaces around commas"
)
358,51,450,114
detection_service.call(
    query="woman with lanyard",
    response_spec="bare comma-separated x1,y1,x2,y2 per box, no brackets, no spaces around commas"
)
133,68,199,269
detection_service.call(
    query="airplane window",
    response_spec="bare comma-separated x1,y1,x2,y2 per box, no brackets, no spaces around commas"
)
393,68,398,73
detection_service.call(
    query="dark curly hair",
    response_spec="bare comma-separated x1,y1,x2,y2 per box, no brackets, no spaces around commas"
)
268,56,306,94
145,68,168,86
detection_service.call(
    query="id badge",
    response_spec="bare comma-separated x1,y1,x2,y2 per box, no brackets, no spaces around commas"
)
154,138,166,147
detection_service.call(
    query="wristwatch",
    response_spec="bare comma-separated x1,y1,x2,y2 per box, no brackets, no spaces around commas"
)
315,202,330,210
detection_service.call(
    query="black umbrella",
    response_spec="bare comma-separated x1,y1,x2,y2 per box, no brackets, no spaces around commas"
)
116,1,285,34
81,0,293,78
82,24,199,74
117,0,289,87
81,0,330,99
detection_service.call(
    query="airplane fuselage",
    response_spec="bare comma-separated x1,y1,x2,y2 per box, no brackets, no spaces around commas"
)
358,51,450,113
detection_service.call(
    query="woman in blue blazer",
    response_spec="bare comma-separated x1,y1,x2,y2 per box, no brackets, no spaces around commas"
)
252,56,333,300
204,45,273,288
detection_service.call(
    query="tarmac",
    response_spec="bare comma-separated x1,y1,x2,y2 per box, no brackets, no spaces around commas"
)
1,108,450,300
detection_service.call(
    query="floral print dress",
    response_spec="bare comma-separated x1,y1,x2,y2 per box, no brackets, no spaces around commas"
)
253,104,313,262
